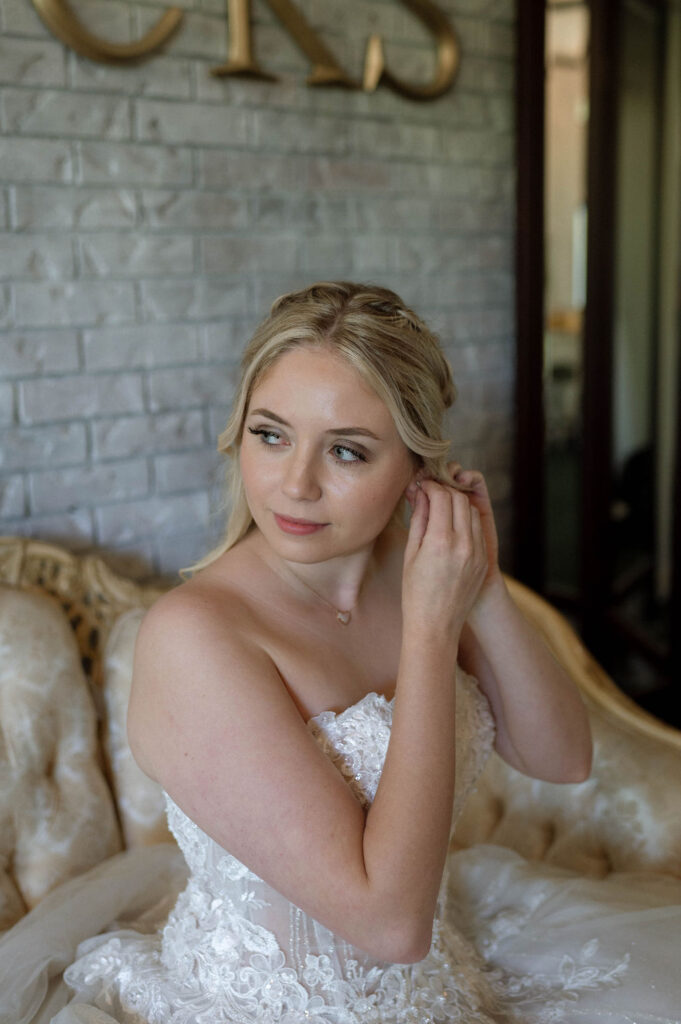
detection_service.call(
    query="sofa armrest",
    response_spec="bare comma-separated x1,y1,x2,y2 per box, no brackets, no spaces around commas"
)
454,578,681,877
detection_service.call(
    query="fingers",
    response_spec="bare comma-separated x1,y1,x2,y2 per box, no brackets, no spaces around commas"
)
404,484,428,557
446,463,486,494
419,479,472,536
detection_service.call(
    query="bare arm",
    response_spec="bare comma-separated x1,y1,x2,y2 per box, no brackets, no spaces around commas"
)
459,576,592,782
444,465,592,783
128,480,487,964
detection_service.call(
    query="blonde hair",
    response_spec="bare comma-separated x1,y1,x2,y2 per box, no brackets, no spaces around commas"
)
183,281,456,576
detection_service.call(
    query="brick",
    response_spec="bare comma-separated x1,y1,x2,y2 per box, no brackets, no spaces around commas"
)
306,156,392,192
484,94,514,132
155,529,212,578
0,0,49,36
13,186,136,229
0,422,86,470
252,194,358,233
84,324,199,370
356,195,437,233
19,372,144,423
79,233,193,277
14,281,136,328
136,98,251,147
251,273,310,315
148,363,239,411
208,403,233,441
155,448,220,493
140,189,248,229
0,473,24,516
297,236,351,274
457,56,514,95
69,52,191,99
0,330,79,376
141,278,249,322
78,141,192,186
0,233,75,280
201,320,245,362
0,508,94,549
30,459,149,514
251,109,351,156
60,0,134,43
399,236,510,276
352,119,439,161
0,287,9,329
447,308,511,343
202,236,299,275
452,341,513,378
92,410,204,458
200,150,310,190
195,68,303,107
0,37,66,86
436,197,513,234
352,236,409,276
0,381,12,422
138,7,226,59
3,88,130,140
0,138,72,184
96,491,209,544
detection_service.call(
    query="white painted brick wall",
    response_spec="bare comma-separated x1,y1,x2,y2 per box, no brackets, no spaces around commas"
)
0,0,515,580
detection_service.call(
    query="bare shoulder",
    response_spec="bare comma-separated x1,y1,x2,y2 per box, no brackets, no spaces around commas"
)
128,561,285,783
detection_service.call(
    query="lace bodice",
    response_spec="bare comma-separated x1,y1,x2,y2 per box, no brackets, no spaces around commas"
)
153,668,496,1024
64,668,498,1024
60,666,660,1024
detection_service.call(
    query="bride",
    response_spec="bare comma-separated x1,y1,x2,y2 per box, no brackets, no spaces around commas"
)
5,281,681,1024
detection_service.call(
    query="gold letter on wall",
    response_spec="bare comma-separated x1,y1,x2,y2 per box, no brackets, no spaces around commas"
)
213,0,357,87
363,0,459,100
31,0,183,63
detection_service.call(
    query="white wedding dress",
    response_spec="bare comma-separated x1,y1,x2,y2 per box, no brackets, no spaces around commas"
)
3,668,681,1024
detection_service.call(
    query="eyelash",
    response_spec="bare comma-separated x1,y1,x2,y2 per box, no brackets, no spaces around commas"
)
247,427,368,465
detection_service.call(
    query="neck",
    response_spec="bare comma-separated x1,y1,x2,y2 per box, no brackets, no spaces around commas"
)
252,531,383,613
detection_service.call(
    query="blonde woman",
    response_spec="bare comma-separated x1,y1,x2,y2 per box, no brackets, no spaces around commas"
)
13,283,681,1023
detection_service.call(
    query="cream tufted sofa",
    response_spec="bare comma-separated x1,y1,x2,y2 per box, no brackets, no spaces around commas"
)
1,536,681,937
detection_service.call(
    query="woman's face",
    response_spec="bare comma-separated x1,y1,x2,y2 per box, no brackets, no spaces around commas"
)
240,345,417,564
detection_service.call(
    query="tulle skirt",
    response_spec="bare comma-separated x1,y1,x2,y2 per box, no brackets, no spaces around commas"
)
2,843,681,1024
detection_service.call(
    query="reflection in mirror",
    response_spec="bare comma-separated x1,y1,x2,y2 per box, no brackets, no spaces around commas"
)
544,0,589,597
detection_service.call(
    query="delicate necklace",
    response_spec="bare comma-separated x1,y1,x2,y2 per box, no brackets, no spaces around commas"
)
282,566,357,625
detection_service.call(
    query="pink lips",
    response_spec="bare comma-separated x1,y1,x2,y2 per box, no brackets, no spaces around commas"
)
273,513,328,535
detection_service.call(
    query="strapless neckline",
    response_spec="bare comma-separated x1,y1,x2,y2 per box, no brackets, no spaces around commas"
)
305,689,394,728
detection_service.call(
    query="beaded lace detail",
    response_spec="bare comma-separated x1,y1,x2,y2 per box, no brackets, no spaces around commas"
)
63,668,631,1023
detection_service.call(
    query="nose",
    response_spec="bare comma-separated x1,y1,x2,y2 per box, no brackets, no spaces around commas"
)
281,447,322,502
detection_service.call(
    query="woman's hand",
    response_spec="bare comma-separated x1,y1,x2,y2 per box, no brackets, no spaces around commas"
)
401,479,488,645
444,464,502,596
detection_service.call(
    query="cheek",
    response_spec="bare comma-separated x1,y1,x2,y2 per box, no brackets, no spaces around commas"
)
328,469,405,517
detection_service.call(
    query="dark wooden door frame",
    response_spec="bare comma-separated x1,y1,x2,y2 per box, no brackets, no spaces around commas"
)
513,0,681,685
579,0,618,658
512,0,545,591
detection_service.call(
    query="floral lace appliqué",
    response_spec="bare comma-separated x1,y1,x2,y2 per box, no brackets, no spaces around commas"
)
63,668,632,1024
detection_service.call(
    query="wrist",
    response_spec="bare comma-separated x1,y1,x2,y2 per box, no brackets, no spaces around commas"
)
401,621,461,662
466,572,510,633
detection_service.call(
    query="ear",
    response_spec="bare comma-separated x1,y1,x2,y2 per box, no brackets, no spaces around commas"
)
404,466,425,502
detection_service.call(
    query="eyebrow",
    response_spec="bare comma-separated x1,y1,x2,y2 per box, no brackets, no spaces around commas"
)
248,408,382,441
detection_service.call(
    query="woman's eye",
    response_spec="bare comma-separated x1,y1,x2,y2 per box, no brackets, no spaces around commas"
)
248,427,283,446
332,444,366,463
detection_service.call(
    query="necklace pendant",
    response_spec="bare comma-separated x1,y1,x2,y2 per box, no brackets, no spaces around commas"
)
336,609,351,625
